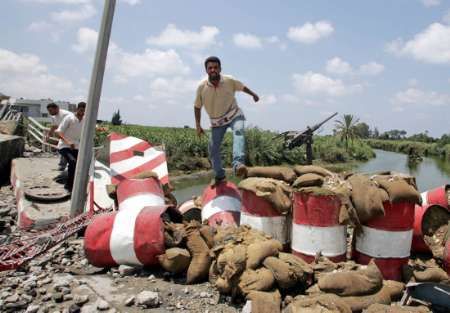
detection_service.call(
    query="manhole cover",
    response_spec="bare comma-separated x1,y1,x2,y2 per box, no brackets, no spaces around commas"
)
24,185,70,202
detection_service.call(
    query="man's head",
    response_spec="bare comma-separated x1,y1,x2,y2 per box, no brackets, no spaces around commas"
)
46,102,59,116
76,102,86,119
204,56,221,82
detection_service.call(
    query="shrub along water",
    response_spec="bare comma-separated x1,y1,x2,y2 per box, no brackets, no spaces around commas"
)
365,139,450,160
96,124,375,172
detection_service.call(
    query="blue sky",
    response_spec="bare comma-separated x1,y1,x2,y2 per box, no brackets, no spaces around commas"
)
1,0,450,136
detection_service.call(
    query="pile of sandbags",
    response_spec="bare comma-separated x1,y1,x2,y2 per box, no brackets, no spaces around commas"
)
403,258,449,284
244,166,297,184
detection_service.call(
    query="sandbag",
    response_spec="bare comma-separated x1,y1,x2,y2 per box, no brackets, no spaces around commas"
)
263,253,313,289
157,248,190,274
284,294,352,313
247,290,281,313
246,239,283,269
164,222,186,248
199,225,216,249
423,206,450,260
413,267,449,283
294,165,333,177
382,280,405,301
186,228,212,284
246,166,297,184
132,170,159,180
292,173,324,188
209,260,219,285
341,285,392,313
373,175,420,204
347,174,387,223
239,177,292,215
217,244,247,281
238,268,275,295
363,304,431,313
318,261,383,297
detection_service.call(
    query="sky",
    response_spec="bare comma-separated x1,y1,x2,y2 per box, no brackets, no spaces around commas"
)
1,0,450,137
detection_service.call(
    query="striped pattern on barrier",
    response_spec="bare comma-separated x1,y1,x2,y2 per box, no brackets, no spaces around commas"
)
201,181,241,227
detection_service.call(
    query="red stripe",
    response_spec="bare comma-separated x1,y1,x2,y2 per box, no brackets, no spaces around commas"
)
117,177,164,205
111,154,167,185
426,185,449,208
207,211,240,228
241,190,281,217
108,132,126,141
292,192,341,227
134,206,166,265
365,201,414,231
202,181,241,205
110,141,151,163
352,250,406,281
84,213,117,267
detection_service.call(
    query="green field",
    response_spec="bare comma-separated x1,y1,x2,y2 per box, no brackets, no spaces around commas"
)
96,124,375,173
365,139,450,159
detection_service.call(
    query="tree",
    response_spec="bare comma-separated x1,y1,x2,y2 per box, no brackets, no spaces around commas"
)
334,114,360,151
111,109,122,126
372,127,380,138
354,122,370,139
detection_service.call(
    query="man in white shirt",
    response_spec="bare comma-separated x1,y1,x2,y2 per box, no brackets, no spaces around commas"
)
46,103,73,170
55,102,85,192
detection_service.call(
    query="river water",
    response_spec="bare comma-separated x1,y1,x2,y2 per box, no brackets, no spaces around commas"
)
173,149,450,202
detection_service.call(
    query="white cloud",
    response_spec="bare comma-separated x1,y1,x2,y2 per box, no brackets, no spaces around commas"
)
50,4,96,23
133,94,145,101
72,27,99,53
259,94,277,105
146,24,220,50
27,21,53,32
287,21,334,44
421,0,440,7
120,0,141,5
359,61,385,76
233,33,263,49
23,0,91,4
0,48,73,99
392,87,450,106
149,77,199,104
292,71,361,97
387,23,450,64
326,57,352,75
443,10,450,24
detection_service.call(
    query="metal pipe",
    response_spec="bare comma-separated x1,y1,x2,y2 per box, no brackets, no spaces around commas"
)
70,0,116,217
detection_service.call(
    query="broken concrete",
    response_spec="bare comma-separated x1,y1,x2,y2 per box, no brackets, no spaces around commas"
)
0,134,24,182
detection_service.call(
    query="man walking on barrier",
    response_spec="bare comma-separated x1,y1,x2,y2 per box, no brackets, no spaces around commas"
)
56,102,86,192
194,56,259,186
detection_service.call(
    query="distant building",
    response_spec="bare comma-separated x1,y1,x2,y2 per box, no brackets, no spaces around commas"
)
10,98,76,122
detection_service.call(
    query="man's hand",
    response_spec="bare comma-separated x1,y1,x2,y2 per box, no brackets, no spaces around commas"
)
196,125,205,137
253,94,260,102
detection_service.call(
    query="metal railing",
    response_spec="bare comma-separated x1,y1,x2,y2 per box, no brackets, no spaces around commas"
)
26,116,58,151
1,110,22,121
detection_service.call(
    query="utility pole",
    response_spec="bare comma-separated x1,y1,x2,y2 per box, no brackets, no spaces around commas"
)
70,0,116,217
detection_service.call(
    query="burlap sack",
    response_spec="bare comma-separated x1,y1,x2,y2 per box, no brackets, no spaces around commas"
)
246,166,297,184
382,280,405,302
293,165,334,177
413,267,449,283
283,294,352,313
132,170,159,180
279,252,314,276
157,248,190,274
347,175,387,223
341,285,391,313
318,261,383,296
199,225,216,249
292,173,324,188
247,290,281,313
217,244,247,281
239,178,292,215
213,225,239,246
186,229,212,284
246,239,283,269
263,253,313,289
209,260,219,285
363,304,431,313
215,276,232,294
164,222,186,248
373,175,420,204
238,268,275,295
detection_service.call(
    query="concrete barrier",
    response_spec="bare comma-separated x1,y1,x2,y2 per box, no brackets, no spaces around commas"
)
0,134,24,182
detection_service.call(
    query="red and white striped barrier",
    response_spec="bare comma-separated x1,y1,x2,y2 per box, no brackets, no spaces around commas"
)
177,199,202,222
84,205,166,267
240,190,289,244
411,204,448,253
201,181,241,227
109,132,169,185
353,201,415,281
291,192,346,263
420,185,449,208
116,177,165,209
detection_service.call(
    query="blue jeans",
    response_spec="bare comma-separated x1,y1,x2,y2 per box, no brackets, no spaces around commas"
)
209,116,245,179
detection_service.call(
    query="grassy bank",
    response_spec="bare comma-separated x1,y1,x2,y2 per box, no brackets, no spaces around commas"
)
96,124,375,173
365,139,450,159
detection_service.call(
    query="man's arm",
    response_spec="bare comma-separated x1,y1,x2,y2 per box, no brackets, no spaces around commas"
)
55,130,74,149
46,125,57,141
55,118,75,149
194,107,204,137
243,86,259,102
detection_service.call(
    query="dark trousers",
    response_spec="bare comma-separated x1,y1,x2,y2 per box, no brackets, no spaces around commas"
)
59,148,79,191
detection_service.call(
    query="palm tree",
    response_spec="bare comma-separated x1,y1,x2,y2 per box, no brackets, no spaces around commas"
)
334,114,360,151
